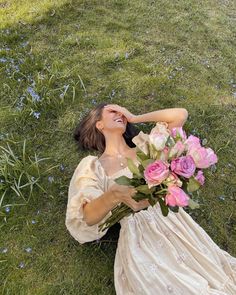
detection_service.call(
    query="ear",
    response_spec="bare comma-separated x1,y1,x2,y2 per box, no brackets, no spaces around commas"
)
96,121,103,130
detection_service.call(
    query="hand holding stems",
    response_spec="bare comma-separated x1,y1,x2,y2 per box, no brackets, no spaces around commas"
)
98,183,150,231
110,183,150,212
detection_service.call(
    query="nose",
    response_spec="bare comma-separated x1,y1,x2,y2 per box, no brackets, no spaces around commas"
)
116,111,122,117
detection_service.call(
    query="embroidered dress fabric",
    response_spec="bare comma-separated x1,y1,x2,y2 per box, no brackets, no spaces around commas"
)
65,123,236,295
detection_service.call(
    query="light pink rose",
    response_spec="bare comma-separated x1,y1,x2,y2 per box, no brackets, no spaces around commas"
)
144,160,170,188
150,122,171,137
149,132,168,151
169,141,185,158
160,146,170,161
163,172,182,187
187,146,218,169
165,185,189,207
171,155,196,178
195,170,205,185
184,135,201,151
170,127,187,141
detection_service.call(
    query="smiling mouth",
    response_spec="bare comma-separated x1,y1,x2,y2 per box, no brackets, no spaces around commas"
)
114,119,125,124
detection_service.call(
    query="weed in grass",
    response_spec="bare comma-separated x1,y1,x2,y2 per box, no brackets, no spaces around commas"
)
0,139,59,214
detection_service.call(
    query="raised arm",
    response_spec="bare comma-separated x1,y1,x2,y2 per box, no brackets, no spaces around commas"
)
132,108,188,130
103,104,188,130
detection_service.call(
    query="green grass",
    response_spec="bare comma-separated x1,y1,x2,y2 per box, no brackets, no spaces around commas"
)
0,0,236,294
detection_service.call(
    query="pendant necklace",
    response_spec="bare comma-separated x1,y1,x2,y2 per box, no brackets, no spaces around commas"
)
117,153,126,167
104,152,127,167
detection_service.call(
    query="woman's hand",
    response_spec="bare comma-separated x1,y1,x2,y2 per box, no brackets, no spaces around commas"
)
109,183,150,212
104,104,137,123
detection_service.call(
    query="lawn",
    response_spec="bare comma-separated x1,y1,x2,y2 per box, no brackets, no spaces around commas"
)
0,0,236,294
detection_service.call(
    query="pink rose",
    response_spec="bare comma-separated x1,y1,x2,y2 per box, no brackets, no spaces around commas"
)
184,135,201,151
171,155,196,178
195,170,205,185
144,160,170,188
187,146,218,168
169,141,185,158
170,127,187,141
165,185,189,207
163,172,182,187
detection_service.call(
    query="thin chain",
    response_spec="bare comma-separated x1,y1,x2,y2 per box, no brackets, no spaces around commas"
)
103,152,127,167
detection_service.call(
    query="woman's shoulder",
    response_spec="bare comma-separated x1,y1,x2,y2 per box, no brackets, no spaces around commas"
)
79,154,98,163
73,155,101,179
68,154,105,194
75,155,98,169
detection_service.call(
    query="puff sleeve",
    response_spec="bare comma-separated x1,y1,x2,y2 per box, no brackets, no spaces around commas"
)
65,155,112,244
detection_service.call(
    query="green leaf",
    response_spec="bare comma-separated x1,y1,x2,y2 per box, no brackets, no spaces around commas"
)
187,177,201,193
129,178,142,187
175,134,182,142
147,193,156,206
138,164,144,174
158,197,169,216
169,206,179,213
188,198,200,209
126,157,142,177
133,192,147,201
135,184,155,194
166,135,176,147
180,180,188,194
114,175,132,185
136,150,149,161
149,143,163,159
142,159,155,168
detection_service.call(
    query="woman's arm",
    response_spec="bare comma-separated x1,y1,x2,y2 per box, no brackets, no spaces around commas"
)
83,190,119,226
132,108,188,129
83,184,149,226
103,104,188,129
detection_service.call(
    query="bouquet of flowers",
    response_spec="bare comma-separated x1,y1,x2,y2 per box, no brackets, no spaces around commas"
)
98,122,218,232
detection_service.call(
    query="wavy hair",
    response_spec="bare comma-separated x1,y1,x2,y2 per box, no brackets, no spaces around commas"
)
73,102,140,153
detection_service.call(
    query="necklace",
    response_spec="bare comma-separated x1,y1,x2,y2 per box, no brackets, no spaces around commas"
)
117,153,126,167
103,152,127,167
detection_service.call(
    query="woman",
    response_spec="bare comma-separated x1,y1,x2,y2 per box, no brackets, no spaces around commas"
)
65,102,236,295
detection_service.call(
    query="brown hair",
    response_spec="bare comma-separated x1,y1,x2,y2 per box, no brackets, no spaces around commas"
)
73,102,140,153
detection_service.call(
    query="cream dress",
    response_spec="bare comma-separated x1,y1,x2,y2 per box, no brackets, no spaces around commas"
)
65,127,236,295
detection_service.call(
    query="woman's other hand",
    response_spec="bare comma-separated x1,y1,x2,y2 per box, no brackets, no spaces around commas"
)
109,183,150,212
104,104,137,123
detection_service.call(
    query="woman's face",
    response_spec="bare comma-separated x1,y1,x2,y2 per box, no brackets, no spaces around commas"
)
96,107,127,133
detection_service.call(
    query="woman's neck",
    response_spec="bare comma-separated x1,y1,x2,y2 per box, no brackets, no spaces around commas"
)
103,133,131,156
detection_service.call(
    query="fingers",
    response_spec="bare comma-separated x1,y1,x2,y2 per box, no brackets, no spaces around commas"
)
134,199,150,211
104,105,126,114
126,196,150,212
129,200,140,211
104,104,121,110
112,184,150,212
104,104,121,107
129,187,137,196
